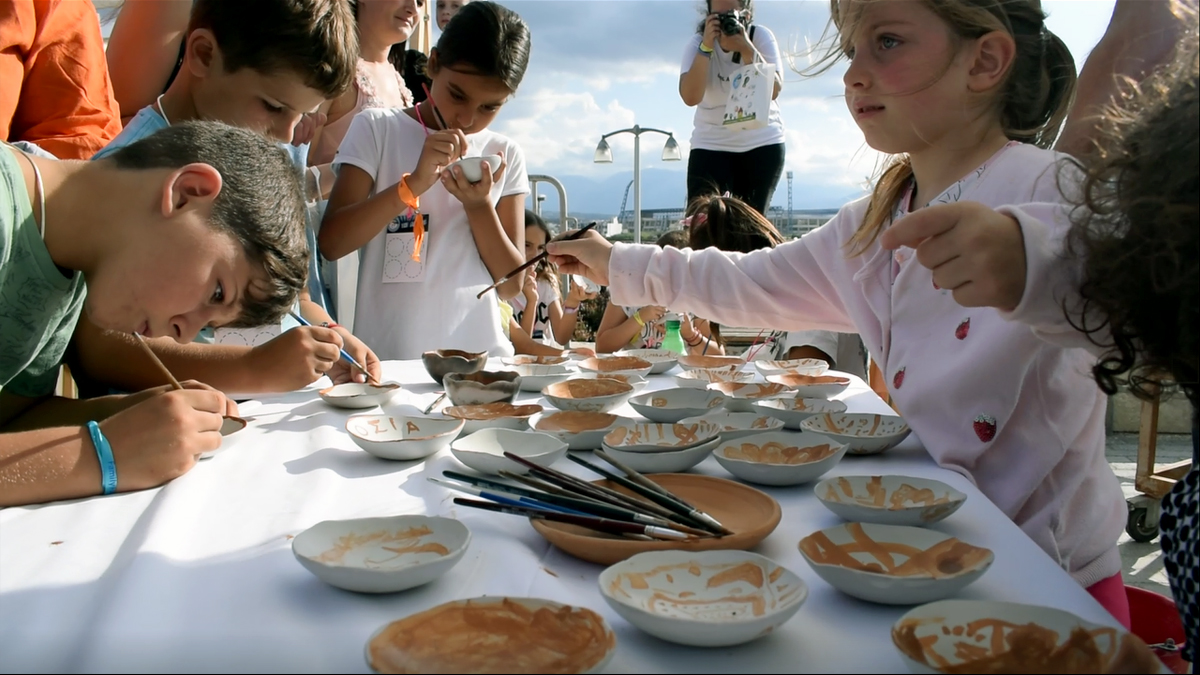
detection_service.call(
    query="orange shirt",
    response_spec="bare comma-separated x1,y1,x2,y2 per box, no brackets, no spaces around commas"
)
0,0,121,159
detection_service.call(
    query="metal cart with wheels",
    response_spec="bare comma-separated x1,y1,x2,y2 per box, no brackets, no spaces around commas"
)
1127,393,1194,542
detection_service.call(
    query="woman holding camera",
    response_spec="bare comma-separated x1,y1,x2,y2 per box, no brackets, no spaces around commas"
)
679,0,785,215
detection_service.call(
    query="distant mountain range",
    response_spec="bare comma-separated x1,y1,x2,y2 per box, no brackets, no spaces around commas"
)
529,168,867,218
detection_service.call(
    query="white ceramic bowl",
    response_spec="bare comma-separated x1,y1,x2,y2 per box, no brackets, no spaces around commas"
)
800,412,912,455
815,475,968,526
706,381,792,412
318,382,402,409
677,354,746,371
765,372,852,399
675,368,756,389
346,414,464,461
713,430,848,486
200,416,250,460
615,348,678,375
292,515,469,594
798,522,994,605
599,550,808,647
577,355,654,379
541,377,635,413
529,411,628,451
441,402,542,435
680,411,784,441
753,358,830,377
510,363,575,392
446,153,501,183
366,596,617,675
751,397,849,430
628,387,727,423
603,419,723,452
599,437,719,473
571,274,602,295
450,428,568,475
891,599,1163,675
574,371,648,394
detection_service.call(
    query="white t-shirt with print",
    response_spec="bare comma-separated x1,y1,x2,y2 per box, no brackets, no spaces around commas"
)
680,25,786,153
507,278,560,344
334,108,528,360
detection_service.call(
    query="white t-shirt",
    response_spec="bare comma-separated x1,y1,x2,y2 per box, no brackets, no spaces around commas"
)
681,25,786,153
507,278,559,344
334,108,529,360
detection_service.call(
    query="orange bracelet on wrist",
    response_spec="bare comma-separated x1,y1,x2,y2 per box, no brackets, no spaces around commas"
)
397,174,424,262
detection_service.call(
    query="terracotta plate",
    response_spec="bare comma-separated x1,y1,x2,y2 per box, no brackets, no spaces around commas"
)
531,474,782,565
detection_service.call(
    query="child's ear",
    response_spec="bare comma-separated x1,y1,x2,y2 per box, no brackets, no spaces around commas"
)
426,49,440,77
968,31,1016,93
185,29,220,79
161,164,224,219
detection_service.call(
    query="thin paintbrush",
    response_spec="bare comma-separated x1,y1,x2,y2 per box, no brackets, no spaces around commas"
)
445,471,712,536
476,222,598,299
427,477,591,517
422,83,450,131
452,497,694,541
133,333,183,390
568,453,721,534
593,449,733,535
288,312,379,384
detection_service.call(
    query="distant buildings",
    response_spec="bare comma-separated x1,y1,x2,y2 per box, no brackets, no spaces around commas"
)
600,206,839,240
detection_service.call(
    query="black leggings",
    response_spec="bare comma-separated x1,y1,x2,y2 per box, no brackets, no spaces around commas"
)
686,142,786,216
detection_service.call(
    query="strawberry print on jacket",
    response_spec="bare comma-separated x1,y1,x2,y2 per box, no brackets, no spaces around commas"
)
605,142,1124,591
955,318,971,340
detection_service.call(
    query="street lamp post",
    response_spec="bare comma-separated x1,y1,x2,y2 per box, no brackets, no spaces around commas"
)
594,125,682,243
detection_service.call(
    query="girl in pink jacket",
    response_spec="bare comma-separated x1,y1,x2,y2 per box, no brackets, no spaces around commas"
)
549,0,1129,625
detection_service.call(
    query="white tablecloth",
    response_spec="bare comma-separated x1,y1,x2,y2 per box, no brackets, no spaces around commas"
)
0,360,1120,673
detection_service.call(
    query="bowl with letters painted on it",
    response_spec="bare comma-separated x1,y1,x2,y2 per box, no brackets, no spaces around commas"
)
446,154,501,183
799,412,911,455
815,475,968,526
346,414,465,461
319,382,403,409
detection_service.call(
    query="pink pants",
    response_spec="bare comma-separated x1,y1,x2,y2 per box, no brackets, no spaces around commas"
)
1088,572,1132,630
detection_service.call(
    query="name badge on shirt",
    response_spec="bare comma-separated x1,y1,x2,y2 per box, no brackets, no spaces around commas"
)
383,212,430,283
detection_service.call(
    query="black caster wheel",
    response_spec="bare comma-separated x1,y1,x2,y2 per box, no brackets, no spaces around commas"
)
1125,506,1160,543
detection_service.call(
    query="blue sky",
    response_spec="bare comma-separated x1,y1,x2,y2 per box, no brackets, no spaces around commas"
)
486,0,1117,214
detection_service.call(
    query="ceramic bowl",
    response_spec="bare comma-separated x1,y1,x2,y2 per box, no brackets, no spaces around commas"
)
345,414,464,461
677,354,745,371
815,475,968,526
798,522,994,605
501,354,570,366
510,363,575,392
603,419,723,452
443,370,521,407
628,387,727,423
449,428,568,475
800,412,912,455
751,397,849,430
541,378,635,413
530,411,627,451
599,437,719,473
421,349,488,385
599,550,808,647
531,474,782,565
200,416,250,460
366,596,617,675
891,599,1163,675
675,368,756,389
713,430,848,486
318,382,402,409
680,411,785,441
706,381,792,412
753,358,830,378
615,348,678,375
571,274,602,295
445,154,501,183
441,402,542,435
292,515,469,594
766,372,852,399
574,371,649,394
577,355,654,379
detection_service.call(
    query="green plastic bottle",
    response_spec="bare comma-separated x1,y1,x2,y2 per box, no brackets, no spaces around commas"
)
661,313,685,355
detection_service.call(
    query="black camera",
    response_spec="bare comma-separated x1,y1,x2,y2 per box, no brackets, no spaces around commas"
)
718,9,744,35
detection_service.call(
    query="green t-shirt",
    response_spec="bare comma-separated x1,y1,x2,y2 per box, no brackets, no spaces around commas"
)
0,146,87,398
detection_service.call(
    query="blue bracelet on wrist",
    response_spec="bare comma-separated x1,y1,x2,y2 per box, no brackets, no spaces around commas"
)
85,421,117,495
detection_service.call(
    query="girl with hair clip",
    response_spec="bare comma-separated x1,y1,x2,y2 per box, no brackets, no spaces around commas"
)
320,1,532,361
509,210,597,347
550,0,1134,626
883,12,1199,658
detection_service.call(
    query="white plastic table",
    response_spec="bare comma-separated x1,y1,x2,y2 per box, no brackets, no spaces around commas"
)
0,360,1120,673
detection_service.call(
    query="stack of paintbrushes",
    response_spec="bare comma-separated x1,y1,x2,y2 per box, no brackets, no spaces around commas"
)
429,450,732,541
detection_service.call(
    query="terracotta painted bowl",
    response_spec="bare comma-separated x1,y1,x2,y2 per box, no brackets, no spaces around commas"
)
602,419,723,452
541,377,635,413
891,599,1163,674
574,371,649,394
366,596,617,674
345,414,464,461
530,411,627,451
677,354,746,371
798,522,994,605
679,411,785,441
441,402,542,435
599,550,807,647
292,515,469,594
577,356,654,379
815,475,968,526
319,382,403,410
501,354,569,366
628,387,727,423
750,397,849,430
675,368,755,389
706,381,792,412
799,412,912,455
713,430,848,486
753,357,830,377
766,372,851,399
443,370,521,407
615,348,679,375
421,349,487,385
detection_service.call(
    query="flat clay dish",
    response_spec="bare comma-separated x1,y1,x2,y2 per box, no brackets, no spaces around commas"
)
531,473,781,565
